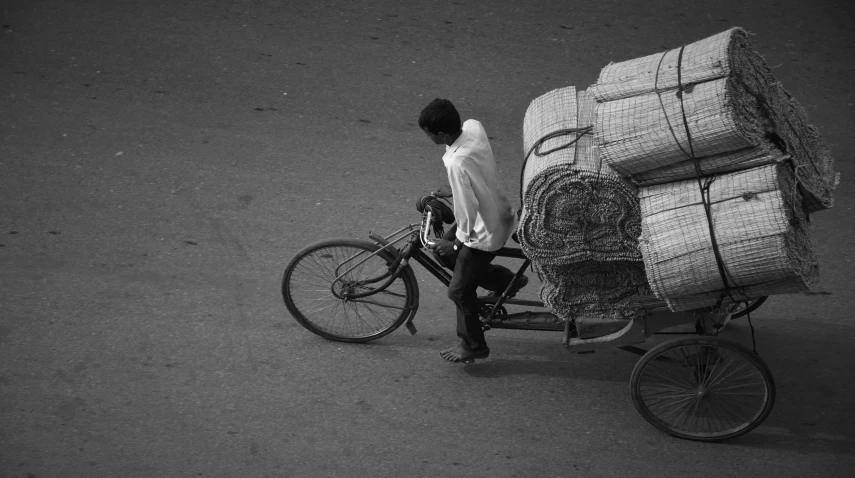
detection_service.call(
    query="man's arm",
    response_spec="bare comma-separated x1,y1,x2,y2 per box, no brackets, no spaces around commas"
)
426,165,478,256
428,225,459,256
449,165,479,245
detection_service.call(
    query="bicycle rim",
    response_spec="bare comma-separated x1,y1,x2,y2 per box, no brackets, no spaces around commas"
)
632,338,774,441
283,241,414,342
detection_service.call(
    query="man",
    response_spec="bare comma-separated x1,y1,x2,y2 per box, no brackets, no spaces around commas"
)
418,98,527,363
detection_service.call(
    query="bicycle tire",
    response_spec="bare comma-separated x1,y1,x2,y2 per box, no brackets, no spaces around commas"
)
282,239,419,343
630,336,775,442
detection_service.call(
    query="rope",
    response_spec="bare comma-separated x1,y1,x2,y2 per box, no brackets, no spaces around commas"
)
653,51,694,162
518,126,594,212
653,47,739,309
747,310,757,354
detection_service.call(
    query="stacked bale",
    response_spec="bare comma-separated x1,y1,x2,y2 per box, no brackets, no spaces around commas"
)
518,87,652,319
639,163,818,310
587,28,832,311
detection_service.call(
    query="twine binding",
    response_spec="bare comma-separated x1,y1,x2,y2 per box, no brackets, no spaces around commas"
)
654,45,739,309
518,126,594,214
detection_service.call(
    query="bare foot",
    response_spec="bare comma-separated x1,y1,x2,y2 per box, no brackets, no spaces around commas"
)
439,344,490,363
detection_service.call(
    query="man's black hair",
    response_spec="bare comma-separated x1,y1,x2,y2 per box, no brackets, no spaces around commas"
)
418,98,462,135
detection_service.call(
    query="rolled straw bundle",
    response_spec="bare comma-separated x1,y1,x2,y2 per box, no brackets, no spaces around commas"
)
595,76,774,178
519,88,642,264
591,27,838,211
591,28,768,102
639,162,818,311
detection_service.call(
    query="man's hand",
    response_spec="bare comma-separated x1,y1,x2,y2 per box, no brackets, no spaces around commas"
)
430,185,452,198
427,238,456,256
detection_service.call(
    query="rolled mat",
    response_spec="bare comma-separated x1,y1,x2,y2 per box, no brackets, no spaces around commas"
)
519,167,642,263
539,261,653,320
519,87,650,319
519,88,643,265
591,27,838,212
595,76,774,178
639,162,818,311
591,29,765,102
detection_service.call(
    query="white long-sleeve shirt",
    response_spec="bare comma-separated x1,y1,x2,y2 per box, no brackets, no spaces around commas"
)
442,119,516,251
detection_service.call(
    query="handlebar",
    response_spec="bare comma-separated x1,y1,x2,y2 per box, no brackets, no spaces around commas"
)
421,210,436,246
417,194,454,248
336,194,450,300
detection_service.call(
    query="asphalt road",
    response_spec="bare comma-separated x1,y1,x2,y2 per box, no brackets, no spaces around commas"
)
1,0,854,477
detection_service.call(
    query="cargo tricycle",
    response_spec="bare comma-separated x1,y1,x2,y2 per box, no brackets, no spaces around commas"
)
281,195,774,442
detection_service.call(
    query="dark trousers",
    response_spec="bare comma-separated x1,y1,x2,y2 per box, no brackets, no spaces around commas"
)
444,235,515,350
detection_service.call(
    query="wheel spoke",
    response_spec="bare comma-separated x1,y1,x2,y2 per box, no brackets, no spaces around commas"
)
284,242,413,340
657,395,700,424
706,393,749,430
706,359,754,390
632,338,774,441
644,360,697,390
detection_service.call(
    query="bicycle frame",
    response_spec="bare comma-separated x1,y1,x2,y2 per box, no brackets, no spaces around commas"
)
368,228,547,316
350,201,580,333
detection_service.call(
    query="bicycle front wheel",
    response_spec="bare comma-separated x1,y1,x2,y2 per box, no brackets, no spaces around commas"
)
282,239,418,342
630,337,775,441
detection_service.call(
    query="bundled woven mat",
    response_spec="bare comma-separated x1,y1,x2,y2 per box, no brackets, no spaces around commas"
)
519,87,642,264
591,27,838,211
595,76,774,177
520,166,641,264
518,87,650,319
639,162,818,311
539,261,652,319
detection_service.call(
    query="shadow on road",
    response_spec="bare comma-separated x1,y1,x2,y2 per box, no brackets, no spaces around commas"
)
727,428,855,456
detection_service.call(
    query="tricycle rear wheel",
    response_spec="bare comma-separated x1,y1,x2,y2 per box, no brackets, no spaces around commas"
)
630,337,775,441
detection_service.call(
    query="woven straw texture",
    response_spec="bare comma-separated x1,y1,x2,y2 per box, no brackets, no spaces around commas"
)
520,167,641,264
518,88,654,319
630,146,789,186
519,88,642,264
763,81,840,211
521,86,578,193
665,277,809,311
591,27,837,211
639,162,818,311
592,28,745,102
539,261,653,320
595,77,772,177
